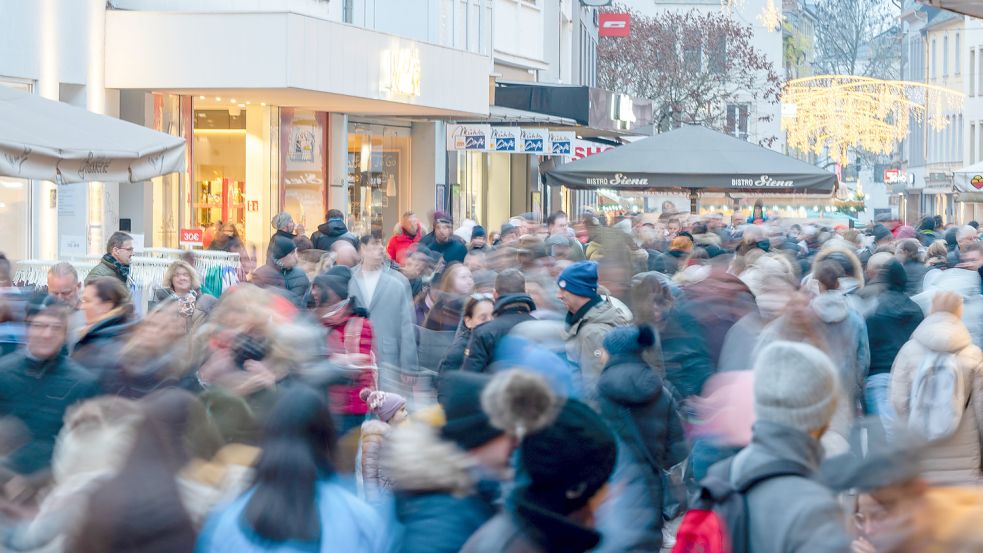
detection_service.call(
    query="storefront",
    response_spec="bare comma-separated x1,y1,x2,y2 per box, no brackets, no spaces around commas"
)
105,9,491,257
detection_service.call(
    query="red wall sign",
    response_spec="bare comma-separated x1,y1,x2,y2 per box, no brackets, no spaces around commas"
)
599,13,630,37
179,228,204,247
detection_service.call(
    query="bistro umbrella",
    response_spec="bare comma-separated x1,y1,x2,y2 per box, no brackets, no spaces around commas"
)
545,125,836,204
0,86,184,184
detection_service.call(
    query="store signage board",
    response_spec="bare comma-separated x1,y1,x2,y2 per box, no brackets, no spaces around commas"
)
380,48,422,99
883,169,900,183
60,234,86,257
550,132,576,156
572,139,614,161
179,228,204,247
599,13,630,37
521,128,549,153
491,127,521,152
447,124,492,151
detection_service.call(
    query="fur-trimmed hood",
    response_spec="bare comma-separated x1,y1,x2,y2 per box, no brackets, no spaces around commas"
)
812,243,865,289
383,421,478,496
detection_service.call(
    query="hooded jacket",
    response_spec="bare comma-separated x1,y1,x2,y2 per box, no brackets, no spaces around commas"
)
312,219,358,251
891,312,983,484
251,261,311,308
460,295,536,374
865,263,925,376
562,300,629,401
756,291,870,455
359,419,392,504
595,352,688,551
420,232,468,264
388,225,423,265
384,422,497,553
722,421,851,553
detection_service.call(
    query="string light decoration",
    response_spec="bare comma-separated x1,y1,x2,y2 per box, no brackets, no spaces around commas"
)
757,0,784,32
782,75,964,165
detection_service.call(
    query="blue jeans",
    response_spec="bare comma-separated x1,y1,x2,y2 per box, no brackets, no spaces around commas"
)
864,373,894,428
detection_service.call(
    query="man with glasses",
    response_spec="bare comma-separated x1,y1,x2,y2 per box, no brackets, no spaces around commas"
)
85,231,134,285
46,262,86,351
0,296,99,479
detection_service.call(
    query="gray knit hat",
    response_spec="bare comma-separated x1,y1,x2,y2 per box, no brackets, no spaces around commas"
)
752,341,839,434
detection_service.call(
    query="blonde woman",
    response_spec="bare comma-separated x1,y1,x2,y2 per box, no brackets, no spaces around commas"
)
153,260,216,331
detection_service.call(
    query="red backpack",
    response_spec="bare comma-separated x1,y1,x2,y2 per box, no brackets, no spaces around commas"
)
671,458,810,553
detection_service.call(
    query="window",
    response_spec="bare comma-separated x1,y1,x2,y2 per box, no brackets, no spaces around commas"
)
725,104,750,140
944,34,949,78
972,123,976,165
959,115,964,161
972,49,977,97
932,39,937,79
708,35,727,74
956,33,961,74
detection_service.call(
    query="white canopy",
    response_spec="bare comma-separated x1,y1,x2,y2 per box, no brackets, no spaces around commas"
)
0,86,185,184
954,161,983,193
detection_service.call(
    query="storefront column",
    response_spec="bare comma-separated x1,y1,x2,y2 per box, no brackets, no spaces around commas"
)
245,105,274,262
411,121,441,220
327,113,349,214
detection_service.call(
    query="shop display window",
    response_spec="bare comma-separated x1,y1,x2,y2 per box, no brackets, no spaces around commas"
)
347,124,411,237
192,109,248,242
280,109,327,232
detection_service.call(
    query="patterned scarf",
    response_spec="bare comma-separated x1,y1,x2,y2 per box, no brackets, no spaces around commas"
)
102,253,131,282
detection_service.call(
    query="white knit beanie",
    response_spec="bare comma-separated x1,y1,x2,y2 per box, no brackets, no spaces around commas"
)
752,341,839,434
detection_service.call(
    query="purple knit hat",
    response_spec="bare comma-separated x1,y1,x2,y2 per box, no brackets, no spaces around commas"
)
359,388,407,423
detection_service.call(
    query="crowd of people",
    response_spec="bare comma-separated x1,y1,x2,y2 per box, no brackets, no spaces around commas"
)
2,204,983,552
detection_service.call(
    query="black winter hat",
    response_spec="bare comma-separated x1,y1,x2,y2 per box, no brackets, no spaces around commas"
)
270,235,297,261
471,225,487,239
520,399,617,514
438,372,501,450
313,265,351,302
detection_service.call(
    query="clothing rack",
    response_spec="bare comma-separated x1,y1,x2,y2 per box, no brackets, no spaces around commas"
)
140,248,242,277
13,259,99,287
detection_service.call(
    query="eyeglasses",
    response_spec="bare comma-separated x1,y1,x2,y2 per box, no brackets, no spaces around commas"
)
116,247,134,252
28,321,66,332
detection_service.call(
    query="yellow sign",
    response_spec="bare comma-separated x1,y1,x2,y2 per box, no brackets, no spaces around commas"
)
381,48,421,99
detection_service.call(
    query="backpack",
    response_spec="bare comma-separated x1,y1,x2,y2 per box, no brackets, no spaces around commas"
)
671,457,811,553
908,351,966,441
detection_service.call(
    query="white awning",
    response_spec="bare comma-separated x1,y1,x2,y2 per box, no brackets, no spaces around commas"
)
919,0,983,18
954,161,983,193
0,86,185,184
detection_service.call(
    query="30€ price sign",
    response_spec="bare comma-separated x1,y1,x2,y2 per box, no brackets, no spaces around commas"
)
179,228,203,247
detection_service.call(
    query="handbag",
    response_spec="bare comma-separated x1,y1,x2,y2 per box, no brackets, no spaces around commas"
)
614,403,690,520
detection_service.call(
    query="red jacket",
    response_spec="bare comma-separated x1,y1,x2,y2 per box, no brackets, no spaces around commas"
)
387,225,423,265
322,310,375,415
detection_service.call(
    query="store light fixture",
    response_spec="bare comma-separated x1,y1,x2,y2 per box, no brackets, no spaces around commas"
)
215,97,222,101
238,103,246,108
261,102,267,106
230,98,237,103
199,95,205,100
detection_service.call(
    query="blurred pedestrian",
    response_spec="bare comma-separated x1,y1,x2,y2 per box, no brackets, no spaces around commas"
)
460,269,536,373
72,277,134,378
358,388,408,503
310,266,375,435
595,325,688,551
351,234,418,371
557,261,628,402
438,293,494,374
420,211,468,264
85,232,133,285
197,385,385,552
46,262,85,350
891,291,983,485
312,209,359,252
0,296,99,478
251,235,310,308
462,399,615,553
713,341,851,553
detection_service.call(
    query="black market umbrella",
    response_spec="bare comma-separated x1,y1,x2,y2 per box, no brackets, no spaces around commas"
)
545,125,837,210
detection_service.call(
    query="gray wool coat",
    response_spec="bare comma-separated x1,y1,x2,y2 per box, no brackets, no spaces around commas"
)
349,266,419,372
724,421,852,553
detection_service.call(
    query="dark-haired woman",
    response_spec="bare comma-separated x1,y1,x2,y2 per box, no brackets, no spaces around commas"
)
196,385,384,553
595,324,688,552
437,294,494,373
72,276,134,378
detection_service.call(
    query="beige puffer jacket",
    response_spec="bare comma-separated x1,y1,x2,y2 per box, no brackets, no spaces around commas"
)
359,419,391,503
891,312,983,485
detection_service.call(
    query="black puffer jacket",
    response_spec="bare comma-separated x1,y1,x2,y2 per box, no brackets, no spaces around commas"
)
420,232,468,264
866,261,924,376
596,351,688,551
312,219,358,251
251,262,310,307
460,294,536,373
438,326,472,374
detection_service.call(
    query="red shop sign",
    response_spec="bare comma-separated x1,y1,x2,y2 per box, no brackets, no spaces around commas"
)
179,228,204,247
599,13,630,37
